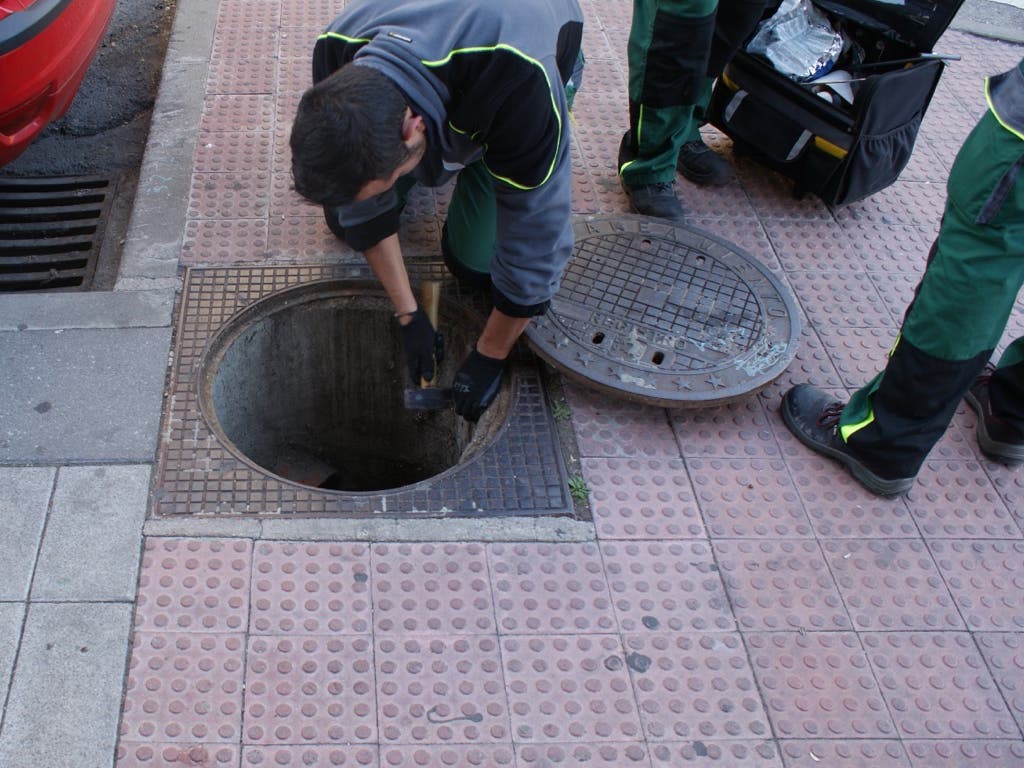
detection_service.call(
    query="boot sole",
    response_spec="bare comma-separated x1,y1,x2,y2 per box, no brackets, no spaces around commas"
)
963,389,1024,464
781,397,915,497
676,163,732,187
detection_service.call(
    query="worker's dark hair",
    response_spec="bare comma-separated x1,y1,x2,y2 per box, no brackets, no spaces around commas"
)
290,64,412,205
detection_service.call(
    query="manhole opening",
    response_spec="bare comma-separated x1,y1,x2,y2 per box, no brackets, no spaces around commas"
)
200,283,511,493
0,176,111,292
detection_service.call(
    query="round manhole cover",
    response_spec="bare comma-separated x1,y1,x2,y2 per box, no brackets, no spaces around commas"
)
526,216,801,407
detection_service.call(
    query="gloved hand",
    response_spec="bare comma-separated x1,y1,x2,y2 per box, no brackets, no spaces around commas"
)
453,349,506,421
398,308,444,383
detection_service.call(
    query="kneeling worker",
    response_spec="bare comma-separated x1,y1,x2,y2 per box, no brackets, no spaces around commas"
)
290,0,584,421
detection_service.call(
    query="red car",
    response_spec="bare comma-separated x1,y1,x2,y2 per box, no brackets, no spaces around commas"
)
0,0,116,165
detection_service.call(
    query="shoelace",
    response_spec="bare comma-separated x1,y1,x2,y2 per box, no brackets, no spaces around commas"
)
816,402,845,429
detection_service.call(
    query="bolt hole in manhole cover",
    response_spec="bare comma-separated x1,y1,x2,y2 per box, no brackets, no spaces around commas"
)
0,176,112,292
526,216,801,406
200,281,513,493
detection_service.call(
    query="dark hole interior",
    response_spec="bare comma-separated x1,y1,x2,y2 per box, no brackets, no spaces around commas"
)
207,289,506,492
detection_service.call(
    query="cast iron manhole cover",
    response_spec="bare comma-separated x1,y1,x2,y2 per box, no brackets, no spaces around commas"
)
526,216,800,406
0,176,112,292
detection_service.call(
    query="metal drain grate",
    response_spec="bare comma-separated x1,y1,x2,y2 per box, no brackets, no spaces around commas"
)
0,176,112,292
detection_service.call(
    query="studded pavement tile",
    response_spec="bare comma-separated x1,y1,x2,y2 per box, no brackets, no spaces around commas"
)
376,635,509,744
777,740,910,767
648,740,781,766
372,543,494,634
906,461,1018,538
206,57,278,95
928,540,1024,631
242,745,378,766
817,326,896,390
786,271,895,330
714,541,851,631
671,399,781,459
182,219,269,265
688,216,780,271
377,744,516,766
822,540,963,631
836,221,933,274
250,542,370,635
489,543,616,634
518,742,651,767
602,541,733,633
623,633,768,741
188,171,272,220
565,384,681,459
758,327,845,393
116,742,240,767
120,632,245,744
905,740,1024,768
862,631,1020,739
746,632,896,739
199,94,275,133
193,131,273,174
764,220,859,271
581,457,705,540
502,634,642,743
787,458,917,538
975,633,1024,733
686,459,811,539
832,180,948,230
244,635,376,745
134,539,251,633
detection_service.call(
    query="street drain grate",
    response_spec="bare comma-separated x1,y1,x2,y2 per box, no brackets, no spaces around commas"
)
0,176,112,292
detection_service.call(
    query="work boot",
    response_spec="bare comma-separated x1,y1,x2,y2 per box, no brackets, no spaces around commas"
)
964,367,1024,464
677,138,733,186
780,384,916,496
621,180,685,222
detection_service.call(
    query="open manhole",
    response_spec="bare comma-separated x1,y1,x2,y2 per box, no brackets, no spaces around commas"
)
526,216,801,406
153,266,574,519
0,176,113,292
199,280,511,493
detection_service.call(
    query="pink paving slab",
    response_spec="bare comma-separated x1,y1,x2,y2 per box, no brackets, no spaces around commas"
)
649,739,781,766
518,742,651,767
671,398,781,460
778,739,911,767
905,740,1024,768
906,460,1018,538
243,745,378,766
116,742,239,767
199,95,275,133
975,633,1024,733
927,540,1024,632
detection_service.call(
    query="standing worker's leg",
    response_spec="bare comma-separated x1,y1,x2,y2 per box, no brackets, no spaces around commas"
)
677,0,768,186
618,0,716,219
781,109,1024,494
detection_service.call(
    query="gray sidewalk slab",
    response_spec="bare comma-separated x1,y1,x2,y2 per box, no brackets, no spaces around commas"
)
0,603,132,768
0,290,174,332
0,467,55,601
0,326,171,463
0,603,24,703
32,465,151,602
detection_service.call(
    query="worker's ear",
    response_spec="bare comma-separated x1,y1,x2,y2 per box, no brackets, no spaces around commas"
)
401,108,426,144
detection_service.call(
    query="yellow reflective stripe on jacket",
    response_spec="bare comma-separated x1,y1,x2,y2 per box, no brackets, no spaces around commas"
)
319,31,371,44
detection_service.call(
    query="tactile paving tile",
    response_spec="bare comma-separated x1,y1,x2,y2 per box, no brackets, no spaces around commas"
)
517,742,650,766
200,95,275,133
832,180,947,230
906,461,1018,538
905,740,1024,768
193,131,273,174
602,541,733,632
242,745,377,767
187,171,272,220
581,457,705,540
820,326,896,390
182,219,269,265
821,540,963,631
376,636,509,743
371,543,494,634
624,633,768,741
675,180,757,221
116,742,239,767
279,0,338,28
788,458,917,538
739,168,834,222
250,542,371,634
861,631,1020,739
714,541,851,631
502,634,642,742
786,271,895,330
244,635,376,744
763,220,859,271
134,538,252,633
928,540,1024,631
778,740,910,767
746,631,895,739
757,327,844,394
120,632,245,743
271,171,315,219
206,58,278,96
565,383,681,459
489,542,616,633
688,217,780,271
649,740,781,766
671,399,781,459
266,216,347,260
975,633,1024,732
687,459,811,538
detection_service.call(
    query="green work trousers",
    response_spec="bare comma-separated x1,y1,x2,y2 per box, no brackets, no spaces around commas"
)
838,109,1024,478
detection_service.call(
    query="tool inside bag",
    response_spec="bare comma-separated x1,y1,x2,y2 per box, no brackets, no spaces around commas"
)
708,0,965,206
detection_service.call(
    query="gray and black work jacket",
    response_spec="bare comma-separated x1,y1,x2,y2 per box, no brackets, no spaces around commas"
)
313,0,583,316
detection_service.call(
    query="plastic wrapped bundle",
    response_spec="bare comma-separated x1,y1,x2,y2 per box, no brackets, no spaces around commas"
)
747,0,844,81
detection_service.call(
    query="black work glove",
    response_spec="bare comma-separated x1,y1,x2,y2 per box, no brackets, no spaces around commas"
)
398,308,444,383
452,349,506,422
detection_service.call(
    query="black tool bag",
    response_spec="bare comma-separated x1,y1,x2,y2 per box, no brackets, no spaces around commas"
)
708,0,964,206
